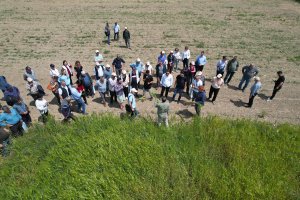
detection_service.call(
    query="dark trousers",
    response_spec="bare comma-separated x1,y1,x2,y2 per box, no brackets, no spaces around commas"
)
124,87,129,98
114,32,119,40
110,91,117,103
199,65,204,72
53,91,61,105
125,39,130,48
186,76,191,93
195,103,203,116
172,88,183,101
21,113,32,126
216,70,225,77
270,87,281,100
82,93,88,104
248,93,257,107
224,71,235,84
209,86,220,102
183,58,189,69
10,121,23,137
160,86,170,97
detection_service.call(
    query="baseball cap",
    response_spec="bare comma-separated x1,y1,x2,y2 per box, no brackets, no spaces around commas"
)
131,88,138,93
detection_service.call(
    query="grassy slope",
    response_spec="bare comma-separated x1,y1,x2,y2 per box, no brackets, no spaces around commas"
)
0,115,299,199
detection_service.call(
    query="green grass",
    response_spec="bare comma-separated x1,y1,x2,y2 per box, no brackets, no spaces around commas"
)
0,115,299,199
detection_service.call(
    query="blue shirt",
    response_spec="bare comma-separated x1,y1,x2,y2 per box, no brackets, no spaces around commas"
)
104,69,112,80
196,55,207,66
130,62,143,74
0,108,22,126
157,54,166,64
58,75,71,86
250,82,262,96
70,87,82,100
128,93,136,109
13,102,28,114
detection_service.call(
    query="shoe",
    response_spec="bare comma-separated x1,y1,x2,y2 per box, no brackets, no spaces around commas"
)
267,98,272,102
212,101,215,105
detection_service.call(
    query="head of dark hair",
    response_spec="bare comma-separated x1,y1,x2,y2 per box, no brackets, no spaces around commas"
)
277,71,283,75
161,96,167,102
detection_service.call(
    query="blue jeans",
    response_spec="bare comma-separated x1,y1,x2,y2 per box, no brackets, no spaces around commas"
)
172,88,183,101
238,76,251,91
76,98,86,114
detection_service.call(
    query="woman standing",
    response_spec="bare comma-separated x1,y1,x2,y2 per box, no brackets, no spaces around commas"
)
208,74,224,104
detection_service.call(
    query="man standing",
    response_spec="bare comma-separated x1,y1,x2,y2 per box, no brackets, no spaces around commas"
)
246,77,262,108
58,80,70,100
194,86,206,116
172,70,186,102
113,22,120,40
160,71,173,98
104,22,110,45
123,27,131,49
143,70,154,101
267,71,285,102
94,62,104,80
155,97,169,127
157,51,167,64
216,56,227,77
195,51,207,72
112,55,125,77
128,88,138,117
70,86,87,114
238,64,259,92
173,48,182,72
224,56,239,85
94,50,104,65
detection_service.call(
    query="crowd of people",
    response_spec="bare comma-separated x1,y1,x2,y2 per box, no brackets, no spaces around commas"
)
0,24,286,156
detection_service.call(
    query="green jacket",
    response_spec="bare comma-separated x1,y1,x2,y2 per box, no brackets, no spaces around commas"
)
155,102,169,118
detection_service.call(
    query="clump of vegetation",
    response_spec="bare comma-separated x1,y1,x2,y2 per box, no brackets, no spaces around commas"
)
0,115,299,199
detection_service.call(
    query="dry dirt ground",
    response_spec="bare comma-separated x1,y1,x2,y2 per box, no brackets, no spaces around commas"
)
0,0,299,124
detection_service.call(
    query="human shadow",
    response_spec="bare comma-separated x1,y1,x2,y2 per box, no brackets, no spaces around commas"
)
175,108,194,119
230,99,245,107
49,96,60,105
227,84,240,91
119,45,128,49
258,93,268,100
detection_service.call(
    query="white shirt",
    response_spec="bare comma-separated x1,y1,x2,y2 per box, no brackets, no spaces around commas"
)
211,77,224,89
61,65,72,77
94,54,103,63
94,66,104,77
143,65,153,75
160,73,173,87
50,68,60,77
174,51,182,60
108,78,117,91
192,79,203,92
182,49,190,59
216,60,227,71
58,86,70,96
35,99,48,114
114,24,120,33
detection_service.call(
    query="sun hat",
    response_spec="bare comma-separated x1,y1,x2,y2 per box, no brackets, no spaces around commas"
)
81,71,86,75
162,51,165,54
146,61,150,65
125,27,128,29
95,62,100,66
131,88,138,93
190,61,195,65
27,77,33,82
136,58,141,62
217,74,222,78
195,71,202,76
122,70,127,74
111,72,117,76
254,76,260,81
170,50,173,53
106,64,111,68
95,50,99,53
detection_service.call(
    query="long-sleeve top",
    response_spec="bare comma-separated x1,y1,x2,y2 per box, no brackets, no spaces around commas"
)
24,70,37,81
0,108,22,126
226,59,239,72
211,77,224,89
35,98,48,114
130,62,144,74
122,74,129,87
155,102,169,118
242,66,259,79
58,75,71,86
174,51,182,60
94,54,104,63
158,54,167,64
61,65,73,77
194,91,206,106
216,60,227,72
160,74,173,87
70,87,82,100
96,79,107,93
114,83,124,96
26,81,39,94
94,65,104,79
113,24,120,33
108,78,117,91
250,82,262,96
192,79,203,92
49,68,60,78
0,76,9,90
182,49,190,59
196,55,207,66
13,102,28,114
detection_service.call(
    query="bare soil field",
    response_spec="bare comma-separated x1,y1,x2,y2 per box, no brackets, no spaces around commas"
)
0,0,299,124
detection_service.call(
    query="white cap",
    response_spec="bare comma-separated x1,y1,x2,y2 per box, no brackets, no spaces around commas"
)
106,64,111,68
254,76,260,81
217,74,222,78
190,61,195,65
170,50,174,53
95,50,99,53
125,27,127,29
195,71,202,76
131,88,138,93
81,71,86,75
146,61,150,65
136,58,141,62
95,62,100,66
111,72,117,76
122,69,127,74
162,51,165,54
27,77,33,82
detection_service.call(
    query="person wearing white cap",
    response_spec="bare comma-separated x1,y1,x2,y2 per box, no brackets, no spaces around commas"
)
246,76,261,108
143,61,153,75
216,56,228,77
207,74,224,104
94,50,103,64
121,70,129,98
49,64,60,78
23,66,37,82
127,88,138,117
26,77,45,101
112,55,125,77
167,51,175,73
157,51,167,64
123,26,131,49
129,58,144,87
191,71,203,100
108,72,117,104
